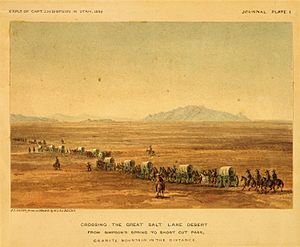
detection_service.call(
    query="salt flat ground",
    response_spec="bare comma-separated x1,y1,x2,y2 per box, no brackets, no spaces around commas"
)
11,121,292,208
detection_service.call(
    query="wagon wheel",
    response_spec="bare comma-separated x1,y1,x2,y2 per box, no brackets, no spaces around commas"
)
216,176,223,188
223,176,230,188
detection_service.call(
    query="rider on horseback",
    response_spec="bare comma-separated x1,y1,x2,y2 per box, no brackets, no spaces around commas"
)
272,169,278,181
146,145,156,157
211,169,217,184
254,169,261,182
254,169,260,178
245,169,252,183
53,156,61,170
265,170,271,180
86,162,92,172
156,173,165,192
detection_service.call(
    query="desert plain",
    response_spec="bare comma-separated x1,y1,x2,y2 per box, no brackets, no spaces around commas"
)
11,121,292,209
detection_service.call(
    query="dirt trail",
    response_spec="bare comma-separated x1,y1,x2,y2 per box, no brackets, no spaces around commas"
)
11,121,292,209
11,154,292,209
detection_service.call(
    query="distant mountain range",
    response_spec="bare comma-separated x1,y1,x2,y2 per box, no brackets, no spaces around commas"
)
48,113,132,122
144,105,250,122
10,113,112,123
80,118,114,123
48,113,102,122
11,106,250,123
10,114,58,122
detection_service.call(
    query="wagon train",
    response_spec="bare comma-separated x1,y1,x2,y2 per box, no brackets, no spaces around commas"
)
25,138,244,189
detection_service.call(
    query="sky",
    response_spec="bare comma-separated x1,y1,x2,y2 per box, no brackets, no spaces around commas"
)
10,22,293,120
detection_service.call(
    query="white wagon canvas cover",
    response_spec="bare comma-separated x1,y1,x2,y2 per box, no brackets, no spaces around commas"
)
217,166,236,177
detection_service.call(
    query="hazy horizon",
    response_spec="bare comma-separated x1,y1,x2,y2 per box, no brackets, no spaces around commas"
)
10,22,293,121
10,104,293,122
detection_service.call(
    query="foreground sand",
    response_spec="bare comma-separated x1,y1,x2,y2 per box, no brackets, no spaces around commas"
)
11,121,292,209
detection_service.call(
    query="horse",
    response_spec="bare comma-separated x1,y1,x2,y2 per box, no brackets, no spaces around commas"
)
53,161,61,170
260,177,275,193
96,159,104,169
241,176,257,191
36,144,44,152
155,181,165,198
199,173,210,186
166,167,176,182
115,163,123,172
158,167,169,182
258,170,277,193
209,169,217,185
254,169,263,189
150,167,159,181
192,170,202,184
273,178,284,192
134,164,141,178
146,145,156,157
85,151,94,158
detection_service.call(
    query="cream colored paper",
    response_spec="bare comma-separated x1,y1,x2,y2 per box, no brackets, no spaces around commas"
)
1,1,300,246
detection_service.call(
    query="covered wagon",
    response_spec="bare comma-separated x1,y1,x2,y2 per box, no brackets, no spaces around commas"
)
123,160,136,174
98,150,112,160
177,164,193,183
104,157,115,171
92,148,100,156
77,147,85,153
48,145,56,152
178,164,193,174
216,166,239,188
140,161,154,179
58,145,65,154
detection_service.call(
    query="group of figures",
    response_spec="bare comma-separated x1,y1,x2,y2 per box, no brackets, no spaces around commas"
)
96,160,205,184
22,137,285,193
27,139,47,153
95,159,240,189
241,169,284,192
27,138,112,160
12,137,28,142
27,139,65,153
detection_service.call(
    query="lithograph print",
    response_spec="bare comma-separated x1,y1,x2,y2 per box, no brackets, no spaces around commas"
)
1,1,300,246
10,22,293,209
